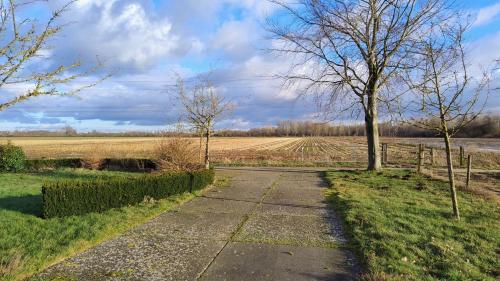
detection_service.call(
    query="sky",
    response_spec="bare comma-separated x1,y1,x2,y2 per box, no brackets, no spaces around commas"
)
0,0,499,132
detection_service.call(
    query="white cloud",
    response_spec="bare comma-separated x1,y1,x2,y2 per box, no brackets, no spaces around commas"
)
469,31,500,73
473,3,500,27
54,0,182,72
211,20,261,61
228,0,279,19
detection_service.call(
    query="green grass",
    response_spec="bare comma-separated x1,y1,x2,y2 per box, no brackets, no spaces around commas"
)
0,169,203,281
325,169,500,281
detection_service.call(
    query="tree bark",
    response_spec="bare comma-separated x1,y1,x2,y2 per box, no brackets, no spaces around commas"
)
204,127,210,170
443,131,460,220
365,94,382,171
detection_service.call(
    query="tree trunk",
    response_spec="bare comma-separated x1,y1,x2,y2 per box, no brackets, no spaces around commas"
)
364,94,382,171
204,128,210,170
443,132,460,220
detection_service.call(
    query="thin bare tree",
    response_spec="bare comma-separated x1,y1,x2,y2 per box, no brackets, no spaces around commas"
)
267,0,446,170
0,1,107,113
177,76,234,169
402,22,490,220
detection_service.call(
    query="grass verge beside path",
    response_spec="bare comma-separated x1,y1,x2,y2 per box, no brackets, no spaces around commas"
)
0,169,225,281
325,169,499,281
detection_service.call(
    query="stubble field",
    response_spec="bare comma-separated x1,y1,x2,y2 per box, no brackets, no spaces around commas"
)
1,136,498,168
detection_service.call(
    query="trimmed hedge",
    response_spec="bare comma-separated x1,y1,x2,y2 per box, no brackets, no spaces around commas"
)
0,143,26,172
42,168,214,218
100,158,157,171
26,158,157,171
26,158,82,170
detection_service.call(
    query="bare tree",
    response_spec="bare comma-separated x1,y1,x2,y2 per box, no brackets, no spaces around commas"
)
0,1,106,113
267,0,446,170
177,77,234,169
62,125,77,136
402,22,490,220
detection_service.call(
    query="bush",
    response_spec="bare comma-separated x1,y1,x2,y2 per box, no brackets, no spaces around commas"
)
42,168,214,218
0,143,26,172
155,137,201,172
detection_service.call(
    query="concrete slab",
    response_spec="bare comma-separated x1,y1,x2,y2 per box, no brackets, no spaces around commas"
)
276,179,329,190
176,196,257,214
203,184,267,202
40,234,225,281
263,187,327,207
199,242,358,281
256,202,332,217
279,174,323,181
234,214,339,247
217,168,280,184
131,211,243,240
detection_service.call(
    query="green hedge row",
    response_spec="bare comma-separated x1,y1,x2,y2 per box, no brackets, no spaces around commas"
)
26,158,158,171
26,158,82,170
42,168,214,218
100,158,157,171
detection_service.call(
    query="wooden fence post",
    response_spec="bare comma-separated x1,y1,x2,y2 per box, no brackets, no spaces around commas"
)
466,155,472,189
301,147,304,162
417,144,424,173
460,146,465,168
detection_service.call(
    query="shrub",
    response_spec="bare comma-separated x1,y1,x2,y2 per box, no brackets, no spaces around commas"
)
0,143,26,172
155,137,201,172
42,168,214,218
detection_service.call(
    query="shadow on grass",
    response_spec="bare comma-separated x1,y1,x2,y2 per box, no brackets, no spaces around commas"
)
0,194,42,217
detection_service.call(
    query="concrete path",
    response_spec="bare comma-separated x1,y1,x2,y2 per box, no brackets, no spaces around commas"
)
39,167,358,281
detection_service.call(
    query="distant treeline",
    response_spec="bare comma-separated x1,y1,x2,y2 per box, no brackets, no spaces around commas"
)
215,116,500,138
0,127,160,137
1,116,498,138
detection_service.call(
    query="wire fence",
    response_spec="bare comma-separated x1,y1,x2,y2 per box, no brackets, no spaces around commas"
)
211,142,499,170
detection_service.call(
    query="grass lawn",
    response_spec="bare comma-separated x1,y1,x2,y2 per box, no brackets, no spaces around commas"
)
0,169,212,281
325,169,499,281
